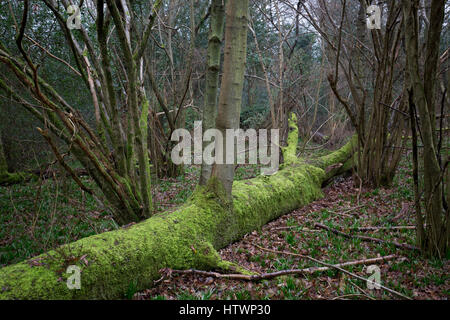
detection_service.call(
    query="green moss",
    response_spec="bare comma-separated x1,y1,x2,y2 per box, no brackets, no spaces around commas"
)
0,198,226,299
0,115,356,300
310,135,357,170
0,161,326,299
230,164,324,246
0,137,8,174
139,96,153,213
215,259,257,275
0,162,7,175
282,113,300,165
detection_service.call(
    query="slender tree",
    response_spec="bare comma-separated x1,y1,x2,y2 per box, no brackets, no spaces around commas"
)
0,129,32,185
209,0,249,198
199,0,226,185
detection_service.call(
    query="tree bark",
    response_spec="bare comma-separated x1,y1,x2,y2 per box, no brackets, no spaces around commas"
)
0,131,7,175
0,122,357,299
199,0,225,186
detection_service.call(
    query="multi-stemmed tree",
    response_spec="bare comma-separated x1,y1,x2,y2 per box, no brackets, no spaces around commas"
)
0,0,163,224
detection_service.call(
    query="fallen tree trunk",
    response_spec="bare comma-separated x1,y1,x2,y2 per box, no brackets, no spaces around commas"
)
0,117,357,299
0,137,35,186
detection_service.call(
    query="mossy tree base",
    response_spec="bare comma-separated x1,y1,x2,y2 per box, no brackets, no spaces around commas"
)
0,172,35,186
0,136,356,299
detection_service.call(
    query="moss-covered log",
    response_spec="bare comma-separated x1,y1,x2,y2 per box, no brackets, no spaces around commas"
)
0,122,356,299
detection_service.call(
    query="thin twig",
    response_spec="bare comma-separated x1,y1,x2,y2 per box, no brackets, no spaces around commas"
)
314,223,419,251
347,279,376,300
351,226,416,232
271,226,320,232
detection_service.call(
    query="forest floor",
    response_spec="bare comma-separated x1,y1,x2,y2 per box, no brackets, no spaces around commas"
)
136,175,449,300
0,149,448,300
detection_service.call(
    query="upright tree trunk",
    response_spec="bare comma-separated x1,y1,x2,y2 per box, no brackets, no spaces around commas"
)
199,0,225,186
403,0,447,257
210,0,249,197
